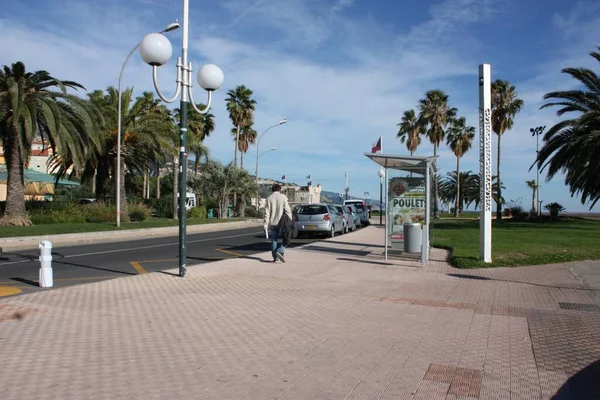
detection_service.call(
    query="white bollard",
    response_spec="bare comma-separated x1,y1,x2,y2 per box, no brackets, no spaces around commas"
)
39,240,53,288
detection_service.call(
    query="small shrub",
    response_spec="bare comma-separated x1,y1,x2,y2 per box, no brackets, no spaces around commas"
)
544,202,565,220
244,206,259,218
128,202,151,222
30,211,87,224
82,201,114,223
188,205,207,219
153,196,174,218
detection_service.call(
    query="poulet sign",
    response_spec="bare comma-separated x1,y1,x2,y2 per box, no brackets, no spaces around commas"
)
388,178,426,243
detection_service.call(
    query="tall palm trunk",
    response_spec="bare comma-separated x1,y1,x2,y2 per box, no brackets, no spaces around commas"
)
234,124,240,168
156,174,161,199
496,133,503,220
115,155,129,222
531,187,535,214
143,169,148,199
433,144,440,219
172,156,178,220
240,151,244,169
454,156,460,218
0,128,31,226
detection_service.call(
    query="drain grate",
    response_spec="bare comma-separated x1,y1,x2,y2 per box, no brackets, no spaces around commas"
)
558,302,600,312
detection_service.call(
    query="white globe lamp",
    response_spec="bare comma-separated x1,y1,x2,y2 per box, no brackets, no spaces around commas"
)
139,33,173,66
197,64,224,91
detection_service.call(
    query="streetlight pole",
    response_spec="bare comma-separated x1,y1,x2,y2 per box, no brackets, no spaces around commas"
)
378,167,385,225
255,119,287,210
530,126,545,217
139,0,225,277
116,21,180,228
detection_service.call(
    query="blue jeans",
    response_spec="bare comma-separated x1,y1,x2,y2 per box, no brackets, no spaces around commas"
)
269,226,287,260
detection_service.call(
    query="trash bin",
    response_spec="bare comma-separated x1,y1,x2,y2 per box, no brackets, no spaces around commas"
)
207,208,214,219
403,222,422,253
227,203,233,218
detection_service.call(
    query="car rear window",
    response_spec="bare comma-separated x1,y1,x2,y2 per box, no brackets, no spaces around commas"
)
296,205,328,215
335,206,344,213
347,202,364,211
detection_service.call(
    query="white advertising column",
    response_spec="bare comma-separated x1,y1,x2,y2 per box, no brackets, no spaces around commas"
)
479,64,492,263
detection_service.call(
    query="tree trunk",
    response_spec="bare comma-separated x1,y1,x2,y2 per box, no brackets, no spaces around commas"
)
234,124,240,168
496,133,503,220
156,174,161,199
172,156,178,220
433,145,440,219
454,156,460,218
92,168,97,194
531,188,536,215
143,169,148,199
0,128,32,226
115,155,130,222
236,197,245,217
240,151,244,169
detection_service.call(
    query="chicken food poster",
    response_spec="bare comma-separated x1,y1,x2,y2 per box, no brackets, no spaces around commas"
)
387,177,426,243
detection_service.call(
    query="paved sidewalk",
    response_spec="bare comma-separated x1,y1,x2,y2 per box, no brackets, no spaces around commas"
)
1,224,599,399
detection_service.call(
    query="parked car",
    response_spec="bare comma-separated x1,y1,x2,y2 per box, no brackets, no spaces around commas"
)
294,203,344,237
334,205,356,233
343,199,369,226
346,205,361,228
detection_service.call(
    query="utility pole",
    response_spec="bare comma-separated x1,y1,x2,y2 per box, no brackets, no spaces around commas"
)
530,126,546,216
344,171,349,200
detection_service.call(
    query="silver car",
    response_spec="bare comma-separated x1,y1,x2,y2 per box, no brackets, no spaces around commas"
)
346,205,361,228
334,205,356,233
294,204,344,237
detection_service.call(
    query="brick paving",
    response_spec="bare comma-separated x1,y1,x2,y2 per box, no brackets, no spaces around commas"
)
1,224,600,399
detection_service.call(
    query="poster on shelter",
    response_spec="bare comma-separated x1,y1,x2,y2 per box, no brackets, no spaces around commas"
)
387,177,425,244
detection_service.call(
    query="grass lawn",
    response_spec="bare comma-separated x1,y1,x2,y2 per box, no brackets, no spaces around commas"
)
0,217,248,238
432,217,600,268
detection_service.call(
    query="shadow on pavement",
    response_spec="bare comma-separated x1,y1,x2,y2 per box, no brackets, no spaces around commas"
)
336,257,394,266
552,359,600,399
302,245,370,257
328,240,384,248
447,273,491,281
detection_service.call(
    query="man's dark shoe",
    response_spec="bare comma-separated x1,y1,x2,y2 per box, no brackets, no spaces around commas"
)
276,252,286,263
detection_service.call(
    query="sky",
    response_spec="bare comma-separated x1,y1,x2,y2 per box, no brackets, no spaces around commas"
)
1,0,600,212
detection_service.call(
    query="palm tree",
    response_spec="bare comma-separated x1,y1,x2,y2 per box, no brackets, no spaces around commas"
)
446,117,475,217
234,122,257,169
525,180,538,214
0,62,101,225
439,171,478,213
225,85,256,168
491,80,524,220
538,47,600,209
87,87,174,221
396,109,423,155
418,89,457,218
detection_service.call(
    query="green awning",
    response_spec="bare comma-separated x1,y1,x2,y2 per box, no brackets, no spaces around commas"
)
0,165,80,186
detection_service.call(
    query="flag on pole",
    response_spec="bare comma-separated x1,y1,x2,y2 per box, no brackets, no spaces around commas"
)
371,136,382,153
306,175,311,179
281,175,286,180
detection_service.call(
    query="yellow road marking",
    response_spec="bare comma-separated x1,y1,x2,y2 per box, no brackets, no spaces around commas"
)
0,286,22,297
215,248,244,257
130,261,147,274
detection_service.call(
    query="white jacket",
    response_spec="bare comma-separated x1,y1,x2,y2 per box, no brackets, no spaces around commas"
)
263,192,292,228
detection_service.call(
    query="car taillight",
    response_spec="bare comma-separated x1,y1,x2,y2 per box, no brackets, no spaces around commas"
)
323,214,330,221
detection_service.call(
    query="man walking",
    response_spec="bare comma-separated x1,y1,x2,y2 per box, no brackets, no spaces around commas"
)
263,183,292,263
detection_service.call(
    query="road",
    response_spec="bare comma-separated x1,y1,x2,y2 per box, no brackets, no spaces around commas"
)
0,226,319,298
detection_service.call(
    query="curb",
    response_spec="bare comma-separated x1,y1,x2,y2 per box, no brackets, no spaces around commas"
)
0,219,263,252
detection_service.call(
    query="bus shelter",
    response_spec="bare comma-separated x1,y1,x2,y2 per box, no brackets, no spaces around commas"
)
365,153,437,265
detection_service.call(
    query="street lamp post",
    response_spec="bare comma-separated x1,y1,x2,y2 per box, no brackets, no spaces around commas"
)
116,21,180,228
530,126,546,216
255,119,287,210
378,167,385,225
139,0,225,277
